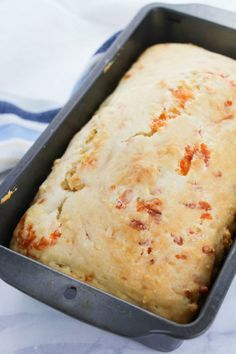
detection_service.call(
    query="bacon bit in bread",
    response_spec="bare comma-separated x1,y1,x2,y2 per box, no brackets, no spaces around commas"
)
202,245,215,254
138,239,153,254
200,143,210,166
17,223,36,249
147,209,162,219
115,189,133,209
180,145,197,176
199,285,209,294
170,86,194,108
115,200,123,209
121,276,128,280
149,88,187,135
171,233,183,245
130,219,147,231
85,274,94,282
137,198,162,211
150,105,181,133
224,100,233,107
188,227,201,237
50,230,62,246
150,119,166,133
201,212,212,220
16,216,62,252
184,201,211,212
34,237,49,250
214,171,222,177
175,254,187,260
149,259,155,265
34,230,61,250
180,143,210,173
185,290,193,299
198,201,211,211
138,239,149,246
184,202,196,209
137,198,162,220
159,110,169,120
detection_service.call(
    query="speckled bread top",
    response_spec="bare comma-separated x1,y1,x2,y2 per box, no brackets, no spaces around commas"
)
10,43,236,323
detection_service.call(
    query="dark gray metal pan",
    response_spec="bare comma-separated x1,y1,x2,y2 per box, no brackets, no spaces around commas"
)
0,3,236,352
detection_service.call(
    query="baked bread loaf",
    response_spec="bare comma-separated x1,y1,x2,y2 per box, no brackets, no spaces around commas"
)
11,43,236,323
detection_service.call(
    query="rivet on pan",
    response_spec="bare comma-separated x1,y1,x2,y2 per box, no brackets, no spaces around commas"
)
64,286,77,299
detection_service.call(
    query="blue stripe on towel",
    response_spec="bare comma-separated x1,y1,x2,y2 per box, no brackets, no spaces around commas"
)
0,124,41,141
0,101,60,123
94,31,121,54
0,31,121,177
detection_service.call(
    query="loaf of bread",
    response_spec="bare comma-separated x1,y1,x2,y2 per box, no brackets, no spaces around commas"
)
11,43,236,323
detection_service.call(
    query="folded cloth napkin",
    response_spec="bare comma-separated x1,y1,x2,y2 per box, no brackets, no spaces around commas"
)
0,28,120,182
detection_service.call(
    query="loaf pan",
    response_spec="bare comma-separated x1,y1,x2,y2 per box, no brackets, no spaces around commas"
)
0,3,236,352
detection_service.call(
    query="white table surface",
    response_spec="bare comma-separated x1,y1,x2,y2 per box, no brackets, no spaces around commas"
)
1,0,236,353
0,278,235,354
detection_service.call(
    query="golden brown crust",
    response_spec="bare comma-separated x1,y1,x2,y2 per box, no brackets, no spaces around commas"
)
10,43,236,323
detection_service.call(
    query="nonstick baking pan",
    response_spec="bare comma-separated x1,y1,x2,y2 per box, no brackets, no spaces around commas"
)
0,3,236,352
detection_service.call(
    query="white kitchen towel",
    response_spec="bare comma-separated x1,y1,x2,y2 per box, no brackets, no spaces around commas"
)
0,0,235,181
0,28,120,176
